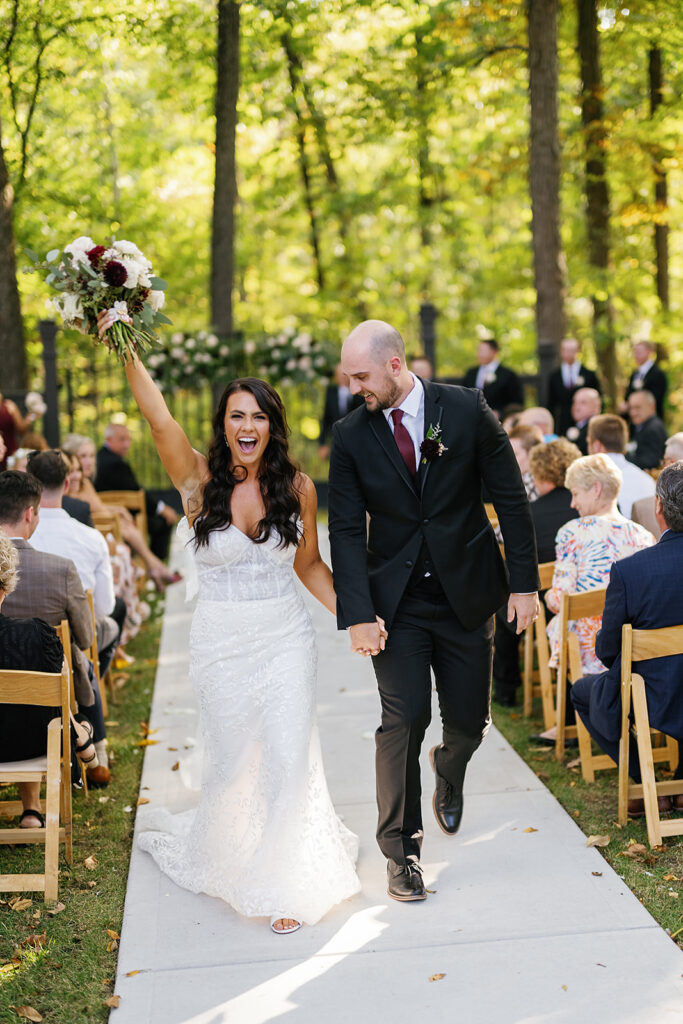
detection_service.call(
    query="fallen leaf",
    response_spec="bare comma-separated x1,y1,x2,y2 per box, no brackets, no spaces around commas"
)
669,891,679,899
104,720,119,727
104,995,121,1008
137,797,150,806
523,826,538,833
572,810,580,817
46,902,65,916
561,985,568,992
592,871,603,877
136,739,159,747
20,932,46,951
125,970,141,977
87,881,97,889
84,855,98,870
171,761,180,771
596,962,607,968
569,780,576,788
429,973,445,982
664,874,680,882
0,961,20,976
167,746,178,751
12,1009,43,1022
566,758,580,769
123,806,133,813
106,940,119,953
106,929,120,941
586,835,610,848
620,843,648,859
9,898,33,912
535,771,549,780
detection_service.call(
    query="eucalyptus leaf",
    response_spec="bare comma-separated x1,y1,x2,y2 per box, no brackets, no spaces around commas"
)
149,277,168,290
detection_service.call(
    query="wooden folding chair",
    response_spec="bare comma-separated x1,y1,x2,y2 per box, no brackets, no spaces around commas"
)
55,620,88,798
85,589,109,717
98,489,148,542
0,665,73,901
484,503,499,531
522,561,555,723
91,510,123,545
617,623,683,847
554,588,607,762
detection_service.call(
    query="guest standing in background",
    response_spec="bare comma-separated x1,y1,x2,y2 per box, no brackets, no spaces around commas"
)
625,391,668,470
0,392,39,470
622,341,667,421
318,363,364,461
566,388,602,455
547,338,601,436
463,338,524,417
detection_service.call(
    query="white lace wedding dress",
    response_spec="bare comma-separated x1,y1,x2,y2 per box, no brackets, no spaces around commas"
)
138,518,360,925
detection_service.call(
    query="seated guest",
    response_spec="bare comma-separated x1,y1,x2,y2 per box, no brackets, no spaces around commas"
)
95,422,178,561
62,433,180,591
27,450,123,675
547,337,601,436
318,363,364,460
545,454,654,673
626,391,667,470
664,433,683,465
571,461,683,815
587,414,655,519
61,451,93,526
519,407,558,442
501,404,524,433
0,533,100,819
507,424,544,502
566,387,601,455
533,455,655,744
631,433,683,539
463,338,524,416
493,438,580,706
0,471,110,787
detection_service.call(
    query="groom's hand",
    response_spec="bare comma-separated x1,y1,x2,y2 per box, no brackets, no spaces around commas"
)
350,621,385,657
507,592,539,634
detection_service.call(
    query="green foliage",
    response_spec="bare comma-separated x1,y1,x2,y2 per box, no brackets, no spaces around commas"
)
2,0,681,406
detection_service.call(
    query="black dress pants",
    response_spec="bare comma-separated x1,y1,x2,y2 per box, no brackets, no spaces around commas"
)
371,584,494,865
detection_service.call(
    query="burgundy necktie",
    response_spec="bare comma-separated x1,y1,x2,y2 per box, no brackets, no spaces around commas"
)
391,409,416,476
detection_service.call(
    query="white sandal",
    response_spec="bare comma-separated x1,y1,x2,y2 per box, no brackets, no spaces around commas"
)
270,915,302,935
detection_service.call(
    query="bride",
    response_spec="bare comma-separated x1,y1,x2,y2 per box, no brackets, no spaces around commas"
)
97,311,384,934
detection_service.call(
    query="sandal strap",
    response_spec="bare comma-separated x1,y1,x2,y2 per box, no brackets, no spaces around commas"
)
19,808,45,828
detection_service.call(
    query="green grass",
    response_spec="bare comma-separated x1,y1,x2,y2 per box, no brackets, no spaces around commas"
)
0,602,163,1024
492,699,683,946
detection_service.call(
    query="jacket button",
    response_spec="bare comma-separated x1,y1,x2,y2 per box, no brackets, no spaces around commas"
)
405,560,413,568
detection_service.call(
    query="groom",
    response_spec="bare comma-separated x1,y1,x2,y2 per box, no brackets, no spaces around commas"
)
328,321,539,901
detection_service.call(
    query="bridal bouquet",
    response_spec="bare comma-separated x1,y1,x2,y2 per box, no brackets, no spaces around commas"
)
30,236,171,365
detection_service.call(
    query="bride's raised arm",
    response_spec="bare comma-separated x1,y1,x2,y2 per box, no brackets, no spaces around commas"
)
98,312,208,499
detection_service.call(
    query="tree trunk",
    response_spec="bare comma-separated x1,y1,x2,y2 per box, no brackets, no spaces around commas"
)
415,24,432,296
282,31,325,292
649,46,669,311
577,0,616,405
0,112,27,391
527,0,565,407
211,0,240,338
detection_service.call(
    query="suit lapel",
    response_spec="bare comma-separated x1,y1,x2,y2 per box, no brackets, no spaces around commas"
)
368,410,417,494
418,382,443,496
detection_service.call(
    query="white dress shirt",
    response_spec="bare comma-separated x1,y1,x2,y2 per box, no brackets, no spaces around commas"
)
475,360,500,391
606,452,656,520
383,373,424,469
634,359,654,383
30,507,115,617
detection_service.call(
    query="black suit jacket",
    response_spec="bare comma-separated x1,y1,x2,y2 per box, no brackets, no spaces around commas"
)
319,386,364,445
530,487,578,565
566,421,589,456
328,381,539,632
63,494,94,527
547,364,601,435
587,530,683,742
626,415,667,470
95,444,156,520
462,364,524,415
625,363,668,420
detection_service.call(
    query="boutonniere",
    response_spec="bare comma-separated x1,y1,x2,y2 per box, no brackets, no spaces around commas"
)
633,377,644,390
566,426,580,441
420,423,448,464
485,371,496,384
575,374,585,387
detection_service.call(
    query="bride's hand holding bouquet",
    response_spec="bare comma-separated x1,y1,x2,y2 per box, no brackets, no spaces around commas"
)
30,235,171,365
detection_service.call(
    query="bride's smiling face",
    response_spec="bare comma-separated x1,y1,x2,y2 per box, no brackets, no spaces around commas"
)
224,391,270,465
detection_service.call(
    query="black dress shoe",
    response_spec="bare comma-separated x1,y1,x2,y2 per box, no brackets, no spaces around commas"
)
387,859,427,901
529,734,579,748
429,745,464,836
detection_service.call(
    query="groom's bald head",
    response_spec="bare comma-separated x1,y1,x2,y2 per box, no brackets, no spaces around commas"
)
342,320,405,367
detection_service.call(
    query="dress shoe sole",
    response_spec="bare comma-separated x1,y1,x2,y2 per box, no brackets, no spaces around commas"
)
387,888,427,902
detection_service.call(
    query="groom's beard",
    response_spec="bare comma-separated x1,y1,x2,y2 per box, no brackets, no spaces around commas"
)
362,378,402,412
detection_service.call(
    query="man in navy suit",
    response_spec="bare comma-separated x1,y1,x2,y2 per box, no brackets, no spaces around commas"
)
570,461,683,814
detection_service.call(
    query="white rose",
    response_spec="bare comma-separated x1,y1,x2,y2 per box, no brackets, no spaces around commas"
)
64,236,95,265
119,258,140,289
206,334,219,348
171,332,184,344
219,346,230,357
298,356,312,370
113,239,144,258
52,292,84,325
171,347,184,359
186,338,195,349
286,359,296,371
258,365,268,375
281,377,293,387
25,391,47,415
148,290,165,311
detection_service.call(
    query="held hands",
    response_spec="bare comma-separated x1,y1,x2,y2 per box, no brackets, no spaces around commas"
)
507,592,540,634
349,617,389,658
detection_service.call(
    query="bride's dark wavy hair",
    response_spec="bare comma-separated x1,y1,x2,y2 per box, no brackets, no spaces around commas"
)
193,378,301,550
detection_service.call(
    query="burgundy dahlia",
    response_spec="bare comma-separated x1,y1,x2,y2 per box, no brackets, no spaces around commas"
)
420,438,442,461
87,245,107,266
103,260,128,287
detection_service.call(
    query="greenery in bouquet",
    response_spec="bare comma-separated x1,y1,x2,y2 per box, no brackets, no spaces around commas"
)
146,327,339,392
28,236,172,364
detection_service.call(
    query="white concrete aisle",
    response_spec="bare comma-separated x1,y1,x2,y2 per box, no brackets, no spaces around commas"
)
113,530,683,1024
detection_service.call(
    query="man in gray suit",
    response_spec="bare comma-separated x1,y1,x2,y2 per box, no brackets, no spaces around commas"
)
0,471,113,784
